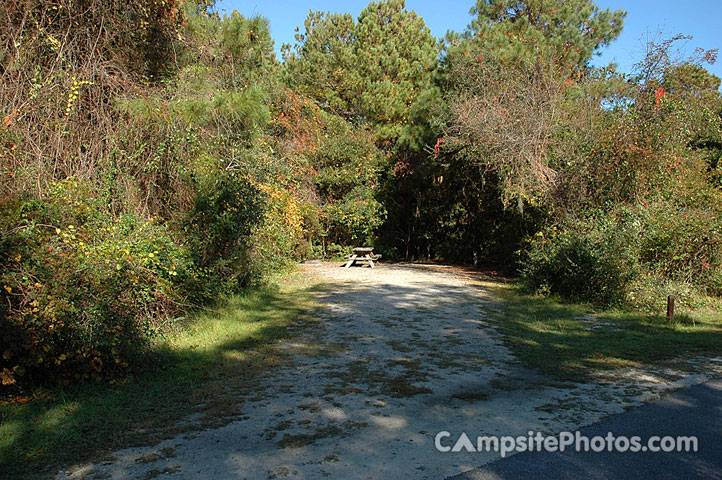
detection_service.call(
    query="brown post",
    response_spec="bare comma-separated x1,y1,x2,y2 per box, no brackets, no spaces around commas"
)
666,295,675,321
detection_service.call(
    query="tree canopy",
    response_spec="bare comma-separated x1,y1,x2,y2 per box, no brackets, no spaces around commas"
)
462,0,626,70
284,0,439,143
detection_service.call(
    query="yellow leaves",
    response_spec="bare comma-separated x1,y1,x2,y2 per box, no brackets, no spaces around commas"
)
91,356,103,372
45,33,61,52
3,285,11,293
64,77,93,116
1,368,16,386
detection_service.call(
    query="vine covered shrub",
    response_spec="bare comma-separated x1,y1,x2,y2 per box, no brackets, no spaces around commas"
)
249,182,307,276
0,179,191,390
522,202,722,309
184,174,266,300
521,217,637,306
311,125,385,247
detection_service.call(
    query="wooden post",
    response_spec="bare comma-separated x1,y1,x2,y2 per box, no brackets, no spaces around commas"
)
666,295,675,321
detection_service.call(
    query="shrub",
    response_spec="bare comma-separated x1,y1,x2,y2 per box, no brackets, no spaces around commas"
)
522,202,722,309
521,223,635,306
248,182,307,275
311,130,386,246
324,186,386,245
184,174,266,299
637,202,722,291
1,179,191,390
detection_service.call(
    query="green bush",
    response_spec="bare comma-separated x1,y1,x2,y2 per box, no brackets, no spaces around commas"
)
325,186,386,245
309,122,386,247
637,203,722,291
521,222,635,306
522,203,722,309
184,174,266,299
247,182,308,275
1,179,191,390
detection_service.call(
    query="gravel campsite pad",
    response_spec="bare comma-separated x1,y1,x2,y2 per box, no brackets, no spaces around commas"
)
57,264,722,480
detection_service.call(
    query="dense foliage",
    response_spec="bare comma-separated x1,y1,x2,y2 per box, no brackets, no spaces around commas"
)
2,0,721,391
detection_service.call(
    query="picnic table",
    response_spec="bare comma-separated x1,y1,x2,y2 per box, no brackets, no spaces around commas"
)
344,247,381,268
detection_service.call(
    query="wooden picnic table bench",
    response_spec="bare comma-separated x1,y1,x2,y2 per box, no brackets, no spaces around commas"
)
344,247,381,268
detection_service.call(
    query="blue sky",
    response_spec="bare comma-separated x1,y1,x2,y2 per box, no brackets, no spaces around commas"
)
215,0,722,79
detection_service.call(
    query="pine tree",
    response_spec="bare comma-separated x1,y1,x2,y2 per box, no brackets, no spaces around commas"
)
284,0,439,144
353,0,439,142
456,0,626,71
282,11,357,116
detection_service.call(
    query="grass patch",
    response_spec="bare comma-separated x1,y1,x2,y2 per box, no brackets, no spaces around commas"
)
277,420,369,449
484,281,722,380
0,270,323,479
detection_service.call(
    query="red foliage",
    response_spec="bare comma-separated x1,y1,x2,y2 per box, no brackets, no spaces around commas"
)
434,137,445,158
654,87,665,107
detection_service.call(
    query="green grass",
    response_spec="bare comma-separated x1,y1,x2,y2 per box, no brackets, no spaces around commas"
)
0,271,322,479
484,281,722,380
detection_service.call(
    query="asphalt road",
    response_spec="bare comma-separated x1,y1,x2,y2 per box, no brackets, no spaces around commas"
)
448,377,722,480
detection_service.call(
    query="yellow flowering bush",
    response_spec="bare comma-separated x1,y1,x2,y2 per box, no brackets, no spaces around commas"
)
250,181,307,273
1,179,192,390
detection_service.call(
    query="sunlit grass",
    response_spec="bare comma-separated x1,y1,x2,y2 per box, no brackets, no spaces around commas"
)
0,271,321,479
484,281,722,379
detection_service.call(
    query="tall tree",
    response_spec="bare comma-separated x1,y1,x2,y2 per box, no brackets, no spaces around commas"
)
283,0,439,144
353,0,439,142
392,0,629,264
282,11,357,116
453,0,626,71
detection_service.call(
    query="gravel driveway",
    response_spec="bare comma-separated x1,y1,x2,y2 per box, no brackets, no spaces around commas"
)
58,263,722,480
